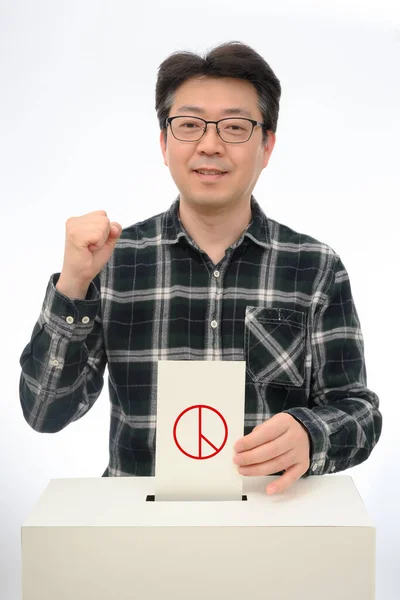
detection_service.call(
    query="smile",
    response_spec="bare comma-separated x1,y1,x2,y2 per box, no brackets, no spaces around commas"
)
193,170,228,181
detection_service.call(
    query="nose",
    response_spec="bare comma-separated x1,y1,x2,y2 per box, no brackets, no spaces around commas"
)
196,123,225,154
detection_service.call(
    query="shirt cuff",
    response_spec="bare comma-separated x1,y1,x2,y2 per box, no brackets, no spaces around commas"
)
42,273,100,338
283,407,329,476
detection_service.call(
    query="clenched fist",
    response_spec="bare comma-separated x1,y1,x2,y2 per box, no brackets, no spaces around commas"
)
56,211,122,299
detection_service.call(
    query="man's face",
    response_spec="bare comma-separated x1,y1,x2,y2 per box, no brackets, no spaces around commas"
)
160,76,275,212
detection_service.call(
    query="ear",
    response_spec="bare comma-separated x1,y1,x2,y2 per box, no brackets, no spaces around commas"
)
160,129,168,166
262,131,276,169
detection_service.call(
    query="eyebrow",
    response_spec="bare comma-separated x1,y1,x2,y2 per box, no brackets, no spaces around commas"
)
175,105,253,118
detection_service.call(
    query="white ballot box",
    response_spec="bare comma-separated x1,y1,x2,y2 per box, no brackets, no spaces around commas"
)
21,475,375,600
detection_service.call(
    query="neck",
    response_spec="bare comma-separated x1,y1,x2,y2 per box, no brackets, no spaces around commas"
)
178,197,252,257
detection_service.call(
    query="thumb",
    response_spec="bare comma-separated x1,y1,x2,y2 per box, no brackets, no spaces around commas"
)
104,222,122,249
109,222,122,238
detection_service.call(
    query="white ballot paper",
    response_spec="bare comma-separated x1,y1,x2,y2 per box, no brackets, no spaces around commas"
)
155,360,246,501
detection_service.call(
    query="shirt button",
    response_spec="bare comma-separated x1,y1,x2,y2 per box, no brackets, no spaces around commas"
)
52,359,59,367
312,464,318,472
213,270,220,278
82,316,90,324
211,320,218,329
66,316,74,324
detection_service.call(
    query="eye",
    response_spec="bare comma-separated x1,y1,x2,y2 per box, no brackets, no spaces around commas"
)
226,124,246,131
178,119,202,130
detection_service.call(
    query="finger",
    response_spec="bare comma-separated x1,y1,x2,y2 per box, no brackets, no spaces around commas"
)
238,450,294,476
89,210,108,217
234,413,291,453
109,222,122,237
85,222,111,249
266,464,305,495
105,223,122,249
234,430,292,466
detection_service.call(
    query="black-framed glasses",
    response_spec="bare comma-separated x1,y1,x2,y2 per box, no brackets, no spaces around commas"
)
166,116,266,144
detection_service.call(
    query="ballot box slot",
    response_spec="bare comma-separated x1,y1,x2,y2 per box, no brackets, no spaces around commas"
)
145,494,248,502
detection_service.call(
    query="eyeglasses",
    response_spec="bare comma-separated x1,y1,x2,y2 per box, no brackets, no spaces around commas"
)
166,116,266,144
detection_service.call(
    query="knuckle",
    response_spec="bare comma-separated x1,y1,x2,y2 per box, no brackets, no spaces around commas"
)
100,216,110,230
240,454,250,466
65,216,76,230
277,453,290,471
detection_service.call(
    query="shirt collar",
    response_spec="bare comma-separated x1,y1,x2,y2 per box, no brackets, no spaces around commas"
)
162,195,270,250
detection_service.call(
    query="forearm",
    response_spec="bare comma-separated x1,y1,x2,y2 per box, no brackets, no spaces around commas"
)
286,253,382,475
286,387,382,475
19,273,106,432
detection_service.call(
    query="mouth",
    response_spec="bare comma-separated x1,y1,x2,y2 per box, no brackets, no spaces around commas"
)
193,170,228,181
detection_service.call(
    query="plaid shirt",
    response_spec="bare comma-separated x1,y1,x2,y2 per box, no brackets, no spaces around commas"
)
19,196,382,477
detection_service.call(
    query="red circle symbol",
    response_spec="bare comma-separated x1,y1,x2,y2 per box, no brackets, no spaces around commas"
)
173,405,228,460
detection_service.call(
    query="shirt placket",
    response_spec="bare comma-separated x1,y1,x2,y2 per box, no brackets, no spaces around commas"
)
205,252,231,361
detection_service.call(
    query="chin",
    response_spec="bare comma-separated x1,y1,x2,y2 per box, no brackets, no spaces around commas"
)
181,190,237,209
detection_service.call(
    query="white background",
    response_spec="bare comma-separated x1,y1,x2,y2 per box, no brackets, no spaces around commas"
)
1,1,399,598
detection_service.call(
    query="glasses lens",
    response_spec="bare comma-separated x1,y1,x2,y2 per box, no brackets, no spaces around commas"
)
218,118,253,142
170,117,254,142
171,117,205,141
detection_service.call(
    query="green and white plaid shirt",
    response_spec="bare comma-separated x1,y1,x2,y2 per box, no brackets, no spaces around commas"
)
19,196,382,477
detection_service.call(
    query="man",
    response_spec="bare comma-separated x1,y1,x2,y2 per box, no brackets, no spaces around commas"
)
19,41,382,495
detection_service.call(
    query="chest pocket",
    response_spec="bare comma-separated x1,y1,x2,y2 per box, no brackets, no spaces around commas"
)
245,306,306,387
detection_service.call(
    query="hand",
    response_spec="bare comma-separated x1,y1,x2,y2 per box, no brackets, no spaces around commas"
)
233,413,311,495
57,211,122,297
